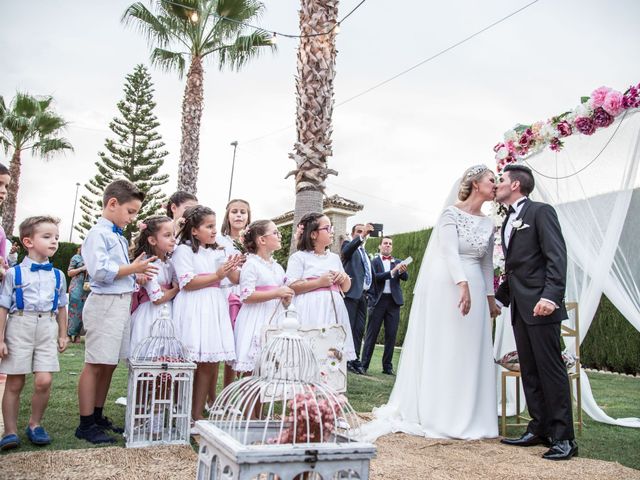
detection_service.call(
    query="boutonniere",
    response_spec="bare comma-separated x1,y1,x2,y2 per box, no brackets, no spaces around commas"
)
511,219,530,231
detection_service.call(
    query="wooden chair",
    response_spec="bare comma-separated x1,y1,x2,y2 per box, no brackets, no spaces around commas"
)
500,302,582,436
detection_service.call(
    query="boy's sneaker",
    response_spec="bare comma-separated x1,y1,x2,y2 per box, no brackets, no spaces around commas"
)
0,433,20,451
96,416,124,434
75,424,117,444
25,426,51,445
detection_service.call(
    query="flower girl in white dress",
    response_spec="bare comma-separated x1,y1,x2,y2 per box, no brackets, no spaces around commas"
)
171,206,242,421
215,199,251,387
286,212,356,361
233,220,294,373
129,216,180,355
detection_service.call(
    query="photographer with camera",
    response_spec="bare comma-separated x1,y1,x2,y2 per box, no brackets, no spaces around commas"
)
341,222,379,375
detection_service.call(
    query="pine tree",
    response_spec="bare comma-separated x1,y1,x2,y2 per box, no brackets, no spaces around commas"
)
76,64,169,240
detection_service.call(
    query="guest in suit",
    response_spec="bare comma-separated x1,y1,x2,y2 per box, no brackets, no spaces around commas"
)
361,236,408,375
341,223,374,375
495,163,577,461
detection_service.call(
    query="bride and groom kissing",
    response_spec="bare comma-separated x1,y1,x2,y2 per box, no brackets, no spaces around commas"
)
362,163,577,461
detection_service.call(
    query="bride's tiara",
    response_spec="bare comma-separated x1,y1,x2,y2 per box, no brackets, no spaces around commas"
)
465,164,489,178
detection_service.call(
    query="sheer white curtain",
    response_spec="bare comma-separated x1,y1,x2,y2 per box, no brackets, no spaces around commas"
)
494,108,640,427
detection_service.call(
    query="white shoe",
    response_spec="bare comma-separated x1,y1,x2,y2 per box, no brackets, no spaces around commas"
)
190,421,199,436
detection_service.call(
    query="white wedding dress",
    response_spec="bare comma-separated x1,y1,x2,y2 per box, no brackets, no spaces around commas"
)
360,201,498,441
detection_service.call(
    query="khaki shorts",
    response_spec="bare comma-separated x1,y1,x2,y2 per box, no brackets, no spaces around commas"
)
83,292,132,365
0,311,60,375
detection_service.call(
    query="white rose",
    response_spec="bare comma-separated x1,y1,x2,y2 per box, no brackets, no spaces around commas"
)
539,122,557,139
574,102,593,118
504,129,518,142
496,146,509,160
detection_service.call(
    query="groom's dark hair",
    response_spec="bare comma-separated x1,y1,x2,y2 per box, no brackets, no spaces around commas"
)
504,164,535,196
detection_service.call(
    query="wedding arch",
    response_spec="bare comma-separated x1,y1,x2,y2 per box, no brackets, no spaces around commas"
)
492,82,640,428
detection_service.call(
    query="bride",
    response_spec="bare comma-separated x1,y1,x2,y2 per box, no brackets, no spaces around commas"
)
361,164,501,440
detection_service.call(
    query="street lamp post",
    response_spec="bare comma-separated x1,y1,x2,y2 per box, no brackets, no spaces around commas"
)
69,182,81,242
227,141,238,203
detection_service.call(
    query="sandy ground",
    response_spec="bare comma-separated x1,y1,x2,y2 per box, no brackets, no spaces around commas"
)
1,433,638,480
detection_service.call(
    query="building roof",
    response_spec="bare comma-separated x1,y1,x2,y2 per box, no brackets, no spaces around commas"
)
272,194,364,226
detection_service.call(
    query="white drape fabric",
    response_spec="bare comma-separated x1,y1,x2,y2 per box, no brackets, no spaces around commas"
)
494,108,640,427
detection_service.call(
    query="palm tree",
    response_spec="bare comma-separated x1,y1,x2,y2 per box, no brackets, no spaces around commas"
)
122,0,276,194
286,0,339,251
0,93,72,235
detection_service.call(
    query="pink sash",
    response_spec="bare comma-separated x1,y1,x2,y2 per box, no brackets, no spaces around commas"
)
305,277,340,293
197,273,221,289
131,283,171,313
228,293,241,329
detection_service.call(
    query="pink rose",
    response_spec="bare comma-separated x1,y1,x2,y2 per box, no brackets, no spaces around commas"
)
590,86,611,108
592,107,614,128
574,117,596,136
602,90,624,116
556,121,572,137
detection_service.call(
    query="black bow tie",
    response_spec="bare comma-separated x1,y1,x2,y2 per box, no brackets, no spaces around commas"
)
508,205,516,215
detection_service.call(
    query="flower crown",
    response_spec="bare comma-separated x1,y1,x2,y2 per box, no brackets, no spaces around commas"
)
465,164,489,178
136,221,147,231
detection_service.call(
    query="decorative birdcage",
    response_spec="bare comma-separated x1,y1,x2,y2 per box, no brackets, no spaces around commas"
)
196,306,376,480
125,305,196,448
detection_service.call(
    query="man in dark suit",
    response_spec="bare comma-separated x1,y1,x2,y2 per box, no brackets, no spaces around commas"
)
495,164,577,461
342,223,374,375
361,236,408,375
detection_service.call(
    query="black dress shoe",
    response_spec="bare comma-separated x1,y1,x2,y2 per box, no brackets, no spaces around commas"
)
500,432,552,447
382,370,396,376
543,440,578,460
347,364,364,375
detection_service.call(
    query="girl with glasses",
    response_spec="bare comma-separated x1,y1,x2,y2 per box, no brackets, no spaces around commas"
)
285,213,356,362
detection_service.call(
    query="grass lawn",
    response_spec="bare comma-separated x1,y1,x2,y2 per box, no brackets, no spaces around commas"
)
3,343,639,470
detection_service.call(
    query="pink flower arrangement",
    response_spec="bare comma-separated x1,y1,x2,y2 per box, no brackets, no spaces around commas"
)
268,390,347,444
495,81,640,171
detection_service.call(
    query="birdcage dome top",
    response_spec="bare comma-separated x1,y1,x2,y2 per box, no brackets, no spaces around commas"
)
206,305,360,446
130,305,187,363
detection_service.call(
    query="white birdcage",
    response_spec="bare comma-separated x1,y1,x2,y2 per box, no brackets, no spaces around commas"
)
125,305,196,448
196,305,376,480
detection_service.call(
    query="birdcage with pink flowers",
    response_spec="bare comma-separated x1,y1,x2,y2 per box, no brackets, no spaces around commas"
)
195,305,375,480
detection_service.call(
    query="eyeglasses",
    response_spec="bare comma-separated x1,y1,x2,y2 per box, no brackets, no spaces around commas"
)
317,225,334,233
263,230,282,238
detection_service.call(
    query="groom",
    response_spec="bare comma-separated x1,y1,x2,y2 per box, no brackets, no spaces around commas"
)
495,164,577,461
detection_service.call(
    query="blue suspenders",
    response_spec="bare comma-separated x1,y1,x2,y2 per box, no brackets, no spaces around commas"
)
13,266,61,312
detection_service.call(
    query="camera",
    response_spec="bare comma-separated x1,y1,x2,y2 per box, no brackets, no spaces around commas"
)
369,223,384,237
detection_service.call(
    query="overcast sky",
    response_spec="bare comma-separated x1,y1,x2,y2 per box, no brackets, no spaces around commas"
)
1,0,639,241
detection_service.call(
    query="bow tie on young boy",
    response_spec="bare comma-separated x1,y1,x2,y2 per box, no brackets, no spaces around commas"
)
30,262,53,272
381,255,393,261
112,225,124,236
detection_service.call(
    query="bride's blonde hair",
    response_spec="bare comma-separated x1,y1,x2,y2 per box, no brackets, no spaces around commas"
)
458,164,490,201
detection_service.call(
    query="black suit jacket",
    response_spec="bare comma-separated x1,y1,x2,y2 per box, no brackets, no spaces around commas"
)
495,199,568,325
369,255,409,307
341,237,370,300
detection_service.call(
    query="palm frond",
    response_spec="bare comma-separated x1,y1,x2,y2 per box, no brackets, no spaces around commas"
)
13,92,44,118
35,112,67,136
0,96,6,118
33,137,73,159
214,29,275,70
122,2,170,47
150,48,187,77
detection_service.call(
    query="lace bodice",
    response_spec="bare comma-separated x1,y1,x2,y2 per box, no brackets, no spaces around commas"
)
446,207,494,258
436,206,495,295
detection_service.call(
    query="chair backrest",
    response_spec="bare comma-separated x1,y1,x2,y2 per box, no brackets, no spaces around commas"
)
562,302,580,373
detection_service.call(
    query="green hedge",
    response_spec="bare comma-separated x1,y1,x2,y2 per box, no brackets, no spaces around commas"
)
581,296,640,374
364,229,640,374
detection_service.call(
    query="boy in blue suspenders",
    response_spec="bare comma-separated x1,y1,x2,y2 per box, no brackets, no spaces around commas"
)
0,216,68,450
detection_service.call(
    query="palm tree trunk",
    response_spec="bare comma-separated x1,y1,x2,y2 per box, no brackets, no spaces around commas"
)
177,56,204,194
288,0,339,253
2,149,22,236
